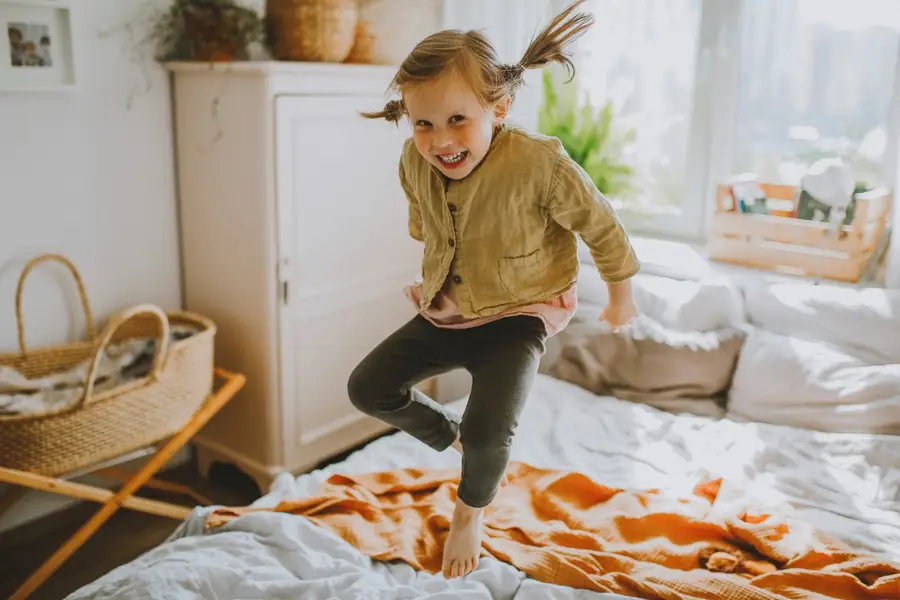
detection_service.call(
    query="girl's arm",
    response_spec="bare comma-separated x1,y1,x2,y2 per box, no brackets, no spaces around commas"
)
399,151,424,243
601,278,638,330
547,156,640,281
547,154,640,329
607,278,634,305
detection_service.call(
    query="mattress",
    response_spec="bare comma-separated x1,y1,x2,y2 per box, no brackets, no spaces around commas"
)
68,374,900,599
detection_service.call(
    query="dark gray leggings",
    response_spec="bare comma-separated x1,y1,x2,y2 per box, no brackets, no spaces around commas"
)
347,315,547,508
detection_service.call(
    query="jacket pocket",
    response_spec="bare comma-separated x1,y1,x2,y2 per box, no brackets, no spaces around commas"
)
498,248,547,299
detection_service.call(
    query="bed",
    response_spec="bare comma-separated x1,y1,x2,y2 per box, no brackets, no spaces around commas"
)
68,378,900,599
68,266,900,599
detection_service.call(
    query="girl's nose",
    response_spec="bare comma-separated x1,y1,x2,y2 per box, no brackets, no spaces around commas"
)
431,133,454,150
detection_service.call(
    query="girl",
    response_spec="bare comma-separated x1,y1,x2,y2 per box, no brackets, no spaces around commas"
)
348,0,640,580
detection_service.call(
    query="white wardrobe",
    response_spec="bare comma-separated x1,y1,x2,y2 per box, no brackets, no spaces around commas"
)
168,62,426,491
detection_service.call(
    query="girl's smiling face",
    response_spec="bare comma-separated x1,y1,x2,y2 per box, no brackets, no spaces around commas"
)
403,71,510,180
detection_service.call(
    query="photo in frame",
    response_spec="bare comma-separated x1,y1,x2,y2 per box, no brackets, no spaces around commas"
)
1,0,75,91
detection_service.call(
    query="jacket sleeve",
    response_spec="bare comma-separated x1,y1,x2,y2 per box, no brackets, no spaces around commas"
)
547,155,640,283
399,153,424,243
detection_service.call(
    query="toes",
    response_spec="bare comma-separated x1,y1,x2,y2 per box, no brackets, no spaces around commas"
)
442,556,479,579
443,558,458,579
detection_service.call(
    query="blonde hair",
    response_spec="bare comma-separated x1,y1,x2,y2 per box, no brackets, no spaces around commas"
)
362,0,594,123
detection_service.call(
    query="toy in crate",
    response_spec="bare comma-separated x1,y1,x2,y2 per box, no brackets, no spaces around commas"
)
708,162,892,283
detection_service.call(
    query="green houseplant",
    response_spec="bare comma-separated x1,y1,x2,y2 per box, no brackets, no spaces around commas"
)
537,69,637,200
150,0,265,62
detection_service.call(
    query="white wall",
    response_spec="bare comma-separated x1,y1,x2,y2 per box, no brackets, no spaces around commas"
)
0,0,184,531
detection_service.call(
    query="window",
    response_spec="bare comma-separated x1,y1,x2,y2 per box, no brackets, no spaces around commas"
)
733,0,900,190
575,0,900,240
577,0,704,237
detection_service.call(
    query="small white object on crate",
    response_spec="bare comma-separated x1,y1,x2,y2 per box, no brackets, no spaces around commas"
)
800,158,856,228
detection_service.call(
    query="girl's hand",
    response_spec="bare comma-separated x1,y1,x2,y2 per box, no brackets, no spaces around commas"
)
599,301,638,331
600,278,637,331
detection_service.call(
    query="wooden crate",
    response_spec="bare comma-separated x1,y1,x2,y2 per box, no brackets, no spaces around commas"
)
708,182,892,282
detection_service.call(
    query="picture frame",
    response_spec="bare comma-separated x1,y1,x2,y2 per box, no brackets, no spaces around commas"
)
1,0,76,92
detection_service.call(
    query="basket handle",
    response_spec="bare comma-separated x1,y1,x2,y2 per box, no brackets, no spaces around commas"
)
15,253,97,354
79,304,171,408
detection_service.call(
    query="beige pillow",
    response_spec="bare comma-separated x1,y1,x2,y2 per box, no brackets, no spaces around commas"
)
550,316,747,418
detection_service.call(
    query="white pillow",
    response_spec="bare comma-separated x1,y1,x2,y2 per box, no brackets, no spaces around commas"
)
575,263,745,332
726,328,900,435
742,281,900,363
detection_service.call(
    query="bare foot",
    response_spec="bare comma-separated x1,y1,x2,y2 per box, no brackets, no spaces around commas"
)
442,499,483,579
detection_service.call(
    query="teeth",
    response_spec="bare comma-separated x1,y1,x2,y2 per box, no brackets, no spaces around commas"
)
439,152,465,164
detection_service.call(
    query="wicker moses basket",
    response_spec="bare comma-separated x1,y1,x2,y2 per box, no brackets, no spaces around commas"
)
0,253,217,477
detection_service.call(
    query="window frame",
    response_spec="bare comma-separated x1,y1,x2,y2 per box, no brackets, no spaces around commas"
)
603,0,743,242
443,0,900,281
576,0,900,248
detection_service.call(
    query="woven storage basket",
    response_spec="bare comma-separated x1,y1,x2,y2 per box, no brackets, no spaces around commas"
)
345,0,441,65
266,0,358,62
0,254,216,477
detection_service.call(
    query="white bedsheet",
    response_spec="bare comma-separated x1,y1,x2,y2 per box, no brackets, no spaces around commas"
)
69,375,900,600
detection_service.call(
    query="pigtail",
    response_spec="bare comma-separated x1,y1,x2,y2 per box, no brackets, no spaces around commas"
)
360,99,406,124
499,63,526,87
516,0,594,83
356,1,594,115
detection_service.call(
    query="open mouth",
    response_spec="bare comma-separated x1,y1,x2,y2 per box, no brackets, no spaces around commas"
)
436,151,468,168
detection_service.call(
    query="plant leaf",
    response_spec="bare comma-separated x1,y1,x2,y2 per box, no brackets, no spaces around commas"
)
537,70,636,199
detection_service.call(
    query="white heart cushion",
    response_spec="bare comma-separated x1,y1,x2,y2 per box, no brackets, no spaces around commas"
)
742,281,900,363
726,328,900,435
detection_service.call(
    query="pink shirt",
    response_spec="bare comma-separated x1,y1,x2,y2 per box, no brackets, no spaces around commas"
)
404,275,577,338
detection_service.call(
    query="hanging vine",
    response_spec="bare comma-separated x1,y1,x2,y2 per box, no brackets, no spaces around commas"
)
97,0,266,138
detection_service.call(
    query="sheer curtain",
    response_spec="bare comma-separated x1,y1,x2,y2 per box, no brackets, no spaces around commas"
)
885,48,900,288
441,0,568,130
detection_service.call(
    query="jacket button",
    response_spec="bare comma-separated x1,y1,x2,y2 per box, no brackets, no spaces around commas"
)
448,203,457,213
452,274,462,284
448,239,455,247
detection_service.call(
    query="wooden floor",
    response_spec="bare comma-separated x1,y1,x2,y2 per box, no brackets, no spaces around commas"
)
0,459,261,600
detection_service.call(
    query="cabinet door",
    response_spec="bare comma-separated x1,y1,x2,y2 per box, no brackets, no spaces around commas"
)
275,94,422,471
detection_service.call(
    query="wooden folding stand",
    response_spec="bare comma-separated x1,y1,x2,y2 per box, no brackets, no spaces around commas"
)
0,367,246,600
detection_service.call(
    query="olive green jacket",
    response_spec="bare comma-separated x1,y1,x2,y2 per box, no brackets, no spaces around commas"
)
399,124,640,318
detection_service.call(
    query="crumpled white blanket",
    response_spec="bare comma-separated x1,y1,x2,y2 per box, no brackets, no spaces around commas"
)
66,374,900,600
0,325,199,416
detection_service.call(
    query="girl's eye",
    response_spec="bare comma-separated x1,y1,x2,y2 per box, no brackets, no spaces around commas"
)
415,120,432,128
449,115,465,124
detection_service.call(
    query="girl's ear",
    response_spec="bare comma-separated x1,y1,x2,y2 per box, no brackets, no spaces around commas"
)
493,95,512,122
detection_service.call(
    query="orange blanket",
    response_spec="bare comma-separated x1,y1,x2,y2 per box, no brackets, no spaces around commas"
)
206,462,900,600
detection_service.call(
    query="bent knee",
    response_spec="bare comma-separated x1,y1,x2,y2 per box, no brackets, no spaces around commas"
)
347,361,408,415
347,363,377,413
459,418,516,451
